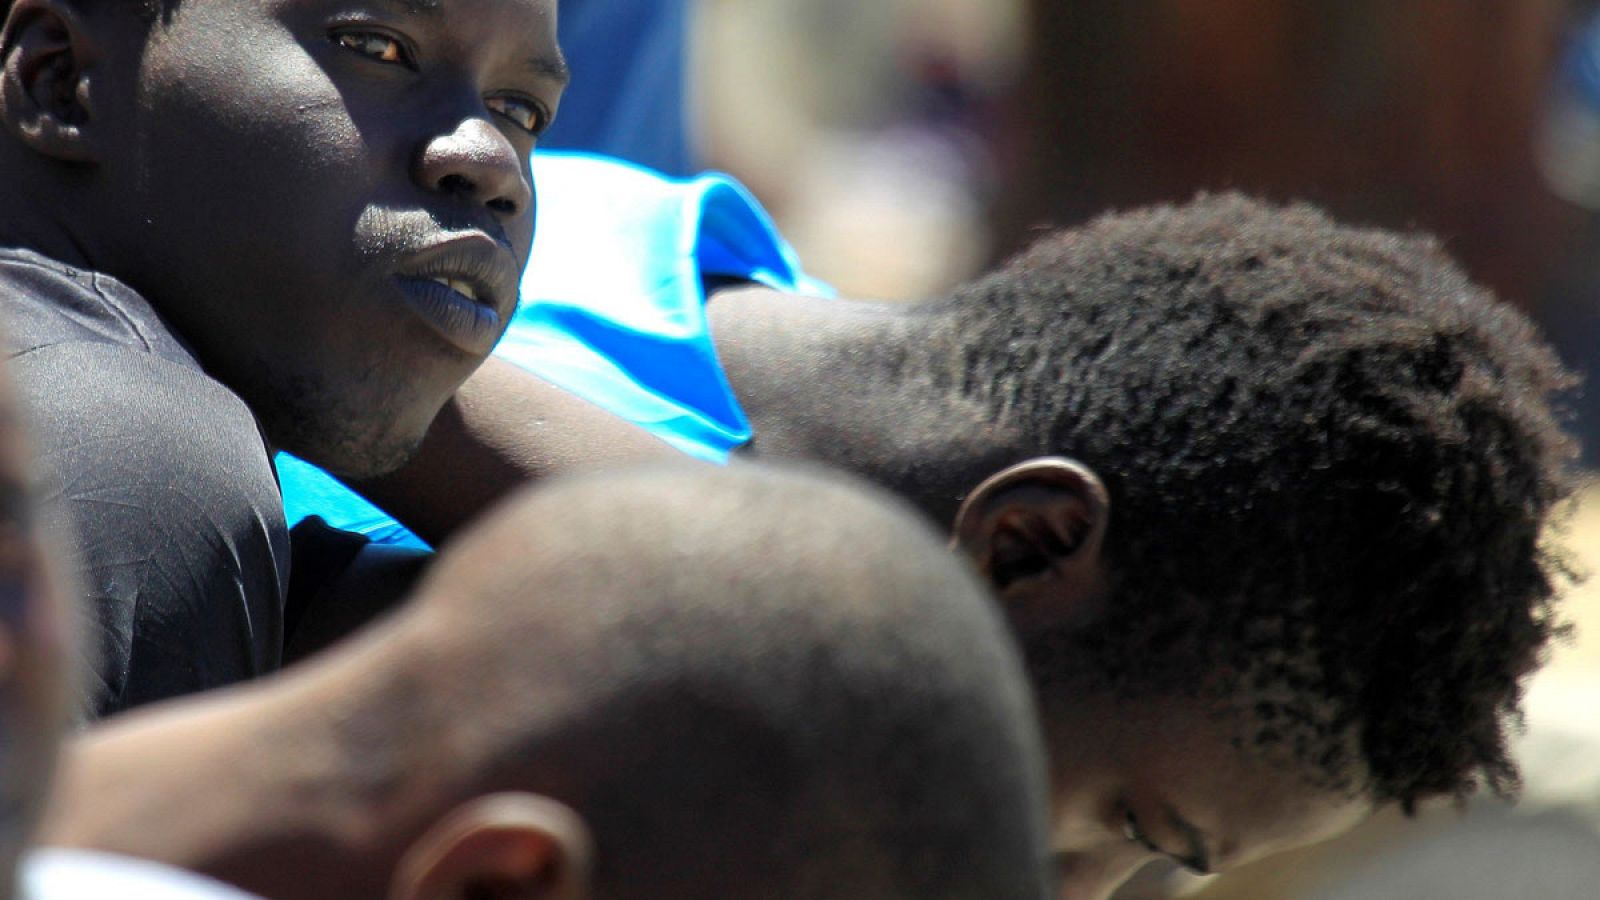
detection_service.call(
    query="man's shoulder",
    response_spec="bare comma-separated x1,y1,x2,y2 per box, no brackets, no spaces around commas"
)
10,339,268,475
11,340,288,715
0,247,198,367
0,252,273,527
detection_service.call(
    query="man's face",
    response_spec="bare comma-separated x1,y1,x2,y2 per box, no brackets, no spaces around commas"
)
93,0,564,477
1040,690,1370,900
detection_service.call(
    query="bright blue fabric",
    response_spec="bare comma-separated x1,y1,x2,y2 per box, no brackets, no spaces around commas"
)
277,152,823,548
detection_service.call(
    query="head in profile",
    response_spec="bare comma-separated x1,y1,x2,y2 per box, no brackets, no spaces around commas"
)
713,192,1572,896
53,463,1056,900
892,197,1578,896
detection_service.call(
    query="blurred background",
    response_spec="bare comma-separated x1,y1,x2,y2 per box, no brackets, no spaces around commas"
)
547,1,1600,896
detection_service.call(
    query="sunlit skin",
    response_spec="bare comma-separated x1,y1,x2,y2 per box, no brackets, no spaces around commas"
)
78,0,567,477
1042,692,1372,900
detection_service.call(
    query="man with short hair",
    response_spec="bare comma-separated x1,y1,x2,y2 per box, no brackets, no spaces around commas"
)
0,0,677,715
45,464,1057,900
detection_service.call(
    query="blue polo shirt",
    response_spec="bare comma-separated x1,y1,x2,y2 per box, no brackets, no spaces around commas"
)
277,152,824,547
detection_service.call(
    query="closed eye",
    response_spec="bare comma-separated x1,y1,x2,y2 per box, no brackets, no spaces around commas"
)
1122,809,1160,854
333,30,416,69
1123,808,1212,876
485,94,550,136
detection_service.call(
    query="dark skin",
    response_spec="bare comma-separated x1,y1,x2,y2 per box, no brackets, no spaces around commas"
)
0,0,568,479
287,355,678,661
356,356,680,547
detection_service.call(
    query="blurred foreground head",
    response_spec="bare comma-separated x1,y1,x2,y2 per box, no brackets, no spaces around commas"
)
384,463,1053,899
913,196,1578,895
52,464,1054,900
0,349,71,899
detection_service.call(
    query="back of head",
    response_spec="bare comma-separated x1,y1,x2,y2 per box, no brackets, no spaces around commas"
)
919,194,1577,810
410,463,1054,899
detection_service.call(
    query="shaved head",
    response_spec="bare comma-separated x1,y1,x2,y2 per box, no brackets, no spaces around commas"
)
389,463,1055,898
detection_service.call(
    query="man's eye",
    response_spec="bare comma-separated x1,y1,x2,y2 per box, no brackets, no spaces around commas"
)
335,31,413,68
1122,809,1210,876
485,95,548,136
1121,810,1162,855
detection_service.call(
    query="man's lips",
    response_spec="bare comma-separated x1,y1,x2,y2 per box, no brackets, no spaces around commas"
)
396,232,521,319
420,274,483,302
394,233,522,356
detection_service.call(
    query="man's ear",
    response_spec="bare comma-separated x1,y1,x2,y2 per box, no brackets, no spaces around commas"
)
951,457,1110,632
0,0,101,162
390,794,594,900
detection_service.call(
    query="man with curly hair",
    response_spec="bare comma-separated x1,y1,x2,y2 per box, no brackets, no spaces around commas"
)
279,185,1580,896
713,195,1576,894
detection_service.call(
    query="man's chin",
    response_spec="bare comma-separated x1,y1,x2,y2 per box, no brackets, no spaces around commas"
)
267,411,426,482
316,439,419,483
240,363,449,481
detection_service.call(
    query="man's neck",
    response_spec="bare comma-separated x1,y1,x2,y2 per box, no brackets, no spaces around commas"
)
0,172,99,271
707,286,1026,525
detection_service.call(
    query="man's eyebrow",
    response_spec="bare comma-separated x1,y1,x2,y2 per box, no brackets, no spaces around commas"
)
524,50,571,86
1166,808,1214,875
368,0,570,85
375,0,442,14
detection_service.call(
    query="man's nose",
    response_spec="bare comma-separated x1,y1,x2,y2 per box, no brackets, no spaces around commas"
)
412,116,531,219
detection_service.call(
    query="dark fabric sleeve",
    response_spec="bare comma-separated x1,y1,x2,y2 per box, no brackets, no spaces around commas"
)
10,342,289,719
284,523,429,664
283,515,371,644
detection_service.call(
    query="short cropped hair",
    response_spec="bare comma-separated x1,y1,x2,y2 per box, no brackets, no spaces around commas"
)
411,464,1054,899
913,195,1577,811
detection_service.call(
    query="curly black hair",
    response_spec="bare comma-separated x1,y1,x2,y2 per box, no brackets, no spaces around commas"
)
920,194,1578,812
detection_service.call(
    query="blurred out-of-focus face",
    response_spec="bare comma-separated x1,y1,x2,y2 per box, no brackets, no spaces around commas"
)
91,0,564,477
0,361,72,888
1042,690,1371,900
